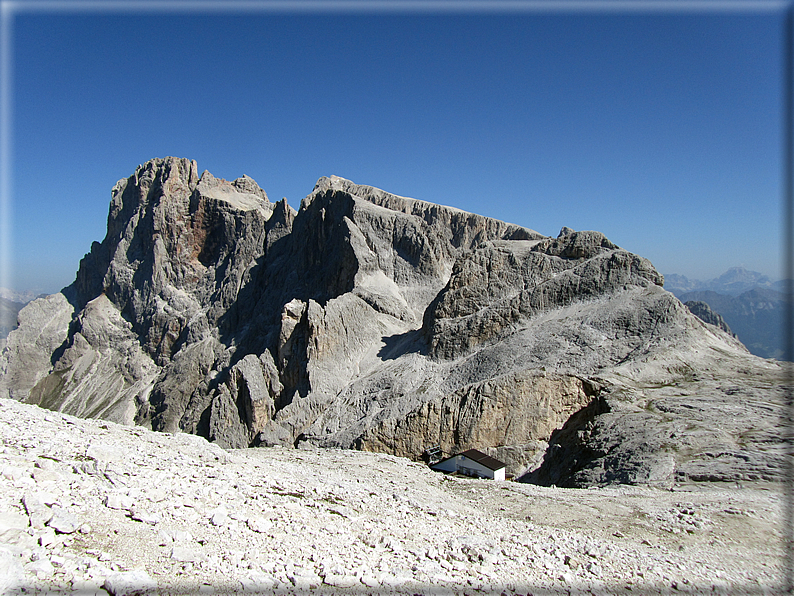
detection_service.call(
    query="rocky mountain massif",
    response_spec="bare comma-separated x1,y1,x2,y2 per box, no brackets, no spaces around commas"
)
0,157,785,485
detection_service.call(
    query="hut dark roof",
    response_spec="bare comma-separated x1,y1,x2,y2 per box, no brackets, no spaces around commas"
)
458,449,506,471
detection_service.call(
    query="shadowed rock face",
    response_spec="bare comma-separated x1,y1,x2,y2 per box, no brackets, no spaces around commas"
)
0,158,784,485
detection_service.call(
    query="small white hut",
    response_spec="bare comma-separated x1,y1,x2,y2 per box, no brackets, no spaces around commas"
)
430,448,507,481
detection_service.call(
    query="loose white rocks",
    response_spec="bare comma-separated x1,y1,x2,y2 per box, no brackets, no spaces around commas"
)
46,506,81,534
102,569,157,596
246,517,272,533
0,397,786,595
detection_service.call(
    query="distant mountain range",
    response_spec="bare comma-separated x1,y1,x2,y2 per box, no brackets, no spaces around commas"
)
0,288,46,303
663,268,788,360
664,267,786,297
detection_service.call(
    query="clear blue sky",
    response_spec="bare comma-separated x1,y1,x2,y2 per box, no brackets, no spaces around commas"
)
2,1,787,294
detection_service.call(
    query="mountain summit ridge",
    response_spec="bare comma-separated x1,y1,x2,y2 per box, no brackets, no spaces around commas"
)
0,157,784,485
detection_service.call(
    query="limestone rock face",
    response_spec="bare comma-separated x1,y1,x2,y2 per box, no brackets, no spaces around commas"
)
208,352,281,448
422,235,662,359
527,374,786,486
0,158,784,486
357,372,598,476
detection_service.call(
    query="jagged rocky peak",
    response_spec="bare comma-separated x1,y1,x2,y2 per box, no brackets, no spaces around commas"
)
68,158,279,380
77,157,274,306
0,157,785,487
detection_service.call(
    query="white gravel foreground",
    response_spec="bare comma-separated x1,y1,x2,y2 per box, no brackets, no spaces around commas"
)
0,397,786,595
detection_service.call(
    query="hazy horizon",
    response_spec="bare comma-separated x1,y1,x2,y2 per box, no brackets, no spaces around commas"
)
2,1,787,295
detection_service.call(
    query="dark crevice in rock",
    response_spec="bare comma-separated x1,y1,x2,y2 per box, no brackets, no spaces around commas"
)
519,391,611,486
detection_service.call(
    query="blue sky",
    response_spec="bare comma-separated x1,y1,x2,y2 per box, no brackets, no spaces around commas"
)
1,1,787,294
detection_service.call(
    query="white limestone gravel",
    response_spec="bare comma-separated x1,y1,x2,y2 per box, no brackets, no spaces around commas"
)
0,397,785,595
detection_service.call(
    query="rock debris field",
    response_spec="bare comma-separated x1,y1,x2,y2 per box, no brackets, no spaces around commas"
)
0,398,786,595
